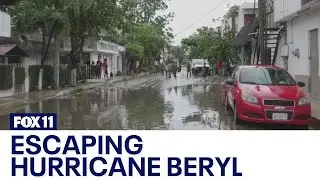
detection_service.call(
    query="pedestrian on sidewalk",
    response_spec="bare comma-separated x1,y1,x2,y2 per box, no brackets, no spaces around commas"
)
102,59,108,80
97,59,102,66
187,61,192,78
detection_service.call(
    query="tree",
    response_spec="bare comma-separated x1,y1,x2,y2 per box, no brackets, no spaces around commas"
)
9,0,64,67
126,43,144,73
127,23,166,66
171,46,185,64
181,5,240,65
118,0,174,69
65,0,118,66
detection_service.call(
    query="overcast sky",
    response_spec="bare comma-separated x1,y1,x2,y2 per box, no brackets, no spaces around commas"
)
167,0,254,45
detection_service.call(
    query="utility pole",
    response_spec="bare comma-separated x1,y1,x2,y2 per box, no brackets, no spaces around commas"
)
258,0,266,64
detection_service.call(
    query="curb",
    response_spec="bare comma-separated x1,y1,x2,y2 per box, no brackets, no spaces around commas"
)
0,73,151,109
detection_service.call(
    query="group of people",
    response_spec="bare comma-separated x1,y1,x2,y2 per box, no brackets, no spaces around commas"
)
215,60,232,76
164,61,180,78
87,59,114,80
154,61,181,79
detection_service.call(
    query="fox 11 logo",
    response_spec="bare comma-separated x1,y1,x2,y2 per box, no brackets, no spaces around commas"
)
10,113,57,130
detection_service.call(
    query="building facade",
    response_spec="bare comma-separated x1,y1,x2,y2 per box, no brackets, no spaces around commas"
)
0,10,10,38
60,37,125,75
274,0,320,100
221,2,259,38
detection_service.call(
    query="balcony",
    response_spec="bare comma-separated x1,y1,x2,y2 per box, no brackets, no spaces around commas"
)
61,38,124,54
0,11,11,37
97,40,119,54
274,0,320,22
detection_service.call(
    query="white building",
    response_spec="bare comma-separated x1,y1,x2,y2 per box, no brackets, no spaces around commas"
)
60,37,125,75
274,0,320,100
0,10,10,38
221,2,259,38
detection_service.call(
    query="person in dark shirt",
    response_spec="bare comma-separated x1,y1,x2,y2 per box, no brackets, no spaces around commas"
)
172,62,177,78
187,61,192,78
102,59,108,80
203,63,208,78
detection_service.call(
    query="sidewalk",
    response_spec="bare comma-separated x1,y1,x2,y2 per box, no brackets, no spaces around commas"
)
0,73,149,109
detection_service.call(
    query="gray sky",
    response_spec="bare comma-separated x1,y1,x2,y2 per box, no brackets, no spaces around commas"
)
167,0,254,45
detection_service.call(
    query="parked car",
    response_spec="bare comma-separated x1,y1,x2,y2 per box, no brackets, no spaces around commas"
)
191,59,212,75
221,65,311,129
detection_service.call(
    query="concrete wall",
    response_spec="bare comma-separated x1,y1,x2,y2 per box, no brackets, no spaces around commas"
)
275,9,320,84
274,0,302,22
0,11,10,38
24,41,56,66
287,9,320,77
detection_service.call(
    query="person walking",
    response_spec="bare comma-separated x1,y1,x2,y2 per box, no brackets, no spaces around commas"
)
225,60,231,76
203,63,208,78
216,60,222,76
167,61,173,78
187,61,192,78
172,62,177,78
102,59,108,80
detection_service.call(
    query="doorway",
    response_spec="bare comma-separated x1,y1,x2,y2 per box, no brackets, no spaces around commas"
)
309,29,319,100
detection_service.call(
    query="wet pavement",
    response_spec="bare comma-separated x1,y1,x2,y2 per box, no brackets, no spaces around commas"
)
1,69,320,130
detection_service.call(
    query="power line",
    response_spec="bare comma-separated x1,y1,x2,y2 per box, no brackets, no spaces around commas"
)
174,0,245,38
173,0,228,37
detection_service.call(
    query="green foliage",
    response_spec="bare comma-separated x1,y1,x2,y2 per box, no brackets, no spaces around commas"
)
182,26,221,62
127,43,144,61
227,5,239,18
118,0,173,70
127,23,167,65
14,67,26,85
0,65,13,90
181,6,240,66
170,46,185,63
66,0,118,65
28,65,41,91
9,0,64,66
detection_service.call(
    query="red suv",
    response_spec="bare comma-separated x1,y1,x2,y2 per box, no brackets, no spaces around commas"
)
222,65,311,128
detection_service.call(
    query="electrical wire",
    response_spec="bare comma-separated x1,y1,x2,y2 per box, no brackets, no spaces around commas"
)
173,0,246,37
173,0,228,37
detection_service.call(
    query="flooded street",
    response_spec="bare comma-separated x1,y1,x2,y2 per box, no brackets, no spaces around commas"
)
1,69,320,130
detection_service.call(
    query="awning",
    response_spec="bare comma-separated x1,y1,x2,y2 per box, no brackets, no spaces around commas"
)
234,18,259,46
0,44,28,57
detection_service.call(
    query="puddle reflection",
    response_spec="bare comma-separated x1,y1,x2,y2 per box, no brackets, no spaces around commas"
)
0,84,234,130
